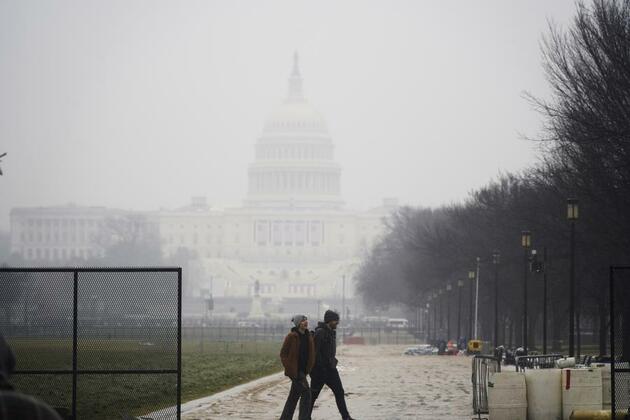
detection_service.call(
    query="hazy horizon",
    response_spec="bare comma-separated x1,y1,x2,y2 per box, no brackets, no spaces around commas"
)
0,0,577,230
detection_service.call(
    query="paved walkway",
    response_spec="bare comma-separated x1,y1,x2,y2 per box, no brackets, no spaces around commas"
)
181,345,473,420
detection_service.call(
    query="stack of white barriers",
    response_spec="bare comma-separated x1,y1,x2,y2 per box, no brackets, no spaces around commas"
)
487,359,612,420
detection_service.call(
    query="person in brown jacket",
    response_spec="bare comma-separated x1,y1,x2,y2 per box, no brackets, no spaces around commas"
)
279,315,315,420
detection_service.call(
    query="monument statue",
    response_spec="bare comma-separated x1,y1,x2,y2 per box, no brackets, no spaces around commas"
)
249,279,264,319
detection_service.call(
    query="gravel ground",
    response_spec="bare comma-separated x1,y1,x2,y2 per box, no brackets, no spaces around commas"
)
181,344,474,420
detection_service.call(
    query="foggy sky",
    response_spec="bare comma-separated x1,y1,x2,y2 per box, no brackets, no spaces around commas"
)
0,0,577,230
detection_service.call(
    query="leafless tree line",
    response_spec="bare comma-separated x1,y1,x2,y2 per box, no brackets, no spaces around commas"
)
356,0,630,356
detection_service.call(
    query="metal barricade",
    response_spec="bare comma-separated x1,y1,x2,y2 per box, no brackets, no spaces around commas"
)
471,355,500,419
515,354,563,372
610,266,630,418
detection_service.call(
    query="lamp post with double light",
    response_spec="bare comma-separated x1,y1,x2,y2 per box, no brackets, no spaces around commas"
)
521,230,532,353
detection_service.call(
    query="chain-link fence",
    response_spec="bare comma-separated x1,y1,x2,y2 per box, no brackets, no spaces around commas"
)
0,267,182,420
340,327,422,345
180,326,421,349
610,266,630,417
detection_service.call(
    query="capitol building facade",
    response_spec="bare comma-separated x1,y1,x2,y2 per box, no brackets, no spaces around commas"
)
9,55,395,315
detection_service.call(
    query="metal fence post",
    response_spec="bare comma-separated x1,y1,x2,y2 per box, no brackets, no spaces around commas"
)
73,270,78,420
177,267,182,420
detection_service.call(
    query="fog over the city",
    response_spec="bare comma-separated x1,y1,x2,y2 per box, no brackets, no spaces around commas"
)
0,0,576,230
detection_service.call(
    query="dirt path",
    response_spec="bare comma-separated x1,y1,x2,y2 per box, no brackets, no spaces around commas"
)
182,345,473,420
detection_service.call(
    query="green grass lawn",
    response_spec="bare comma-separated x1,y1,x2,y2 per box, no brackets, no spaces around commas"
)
8,338,283,419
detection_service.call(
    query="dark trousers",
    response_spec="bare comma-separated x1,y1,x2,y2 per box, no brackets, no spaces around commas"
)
310,368,349,419
280,372,311,420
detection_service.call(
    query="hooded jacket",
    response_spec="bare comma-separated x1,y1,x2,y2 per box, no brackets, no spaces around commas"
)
313,321,338,372
280,327,315,380
0,334,15,390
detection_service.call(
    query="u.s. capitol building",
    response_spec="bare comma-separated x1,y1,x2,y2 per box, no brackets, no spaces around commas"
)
9,54,396,315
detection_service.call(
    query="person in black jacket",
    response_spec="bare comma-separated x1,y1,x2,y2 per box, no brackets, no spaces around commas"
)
0,334,62,420
0,335,15,391
310,310,355,420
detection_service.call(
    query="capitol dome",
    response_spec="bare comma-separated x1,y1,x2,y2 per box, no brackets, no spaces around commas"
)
246,53,343,209
262,53,329,135
263,101,328,134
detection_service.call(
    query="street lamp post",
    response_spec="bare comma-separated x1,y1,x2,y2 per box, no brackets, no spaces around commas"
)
457,280,464,341
530,247,548,353
521,230,532,354
468,270,475,341
567,198,579,357
426,302,431,341
446,283,452,340
474,257,481,339
438,288,444,338
342,274,346,322
416,301,420,336
542,247,548,354
492,250,500,348
433,292,438,341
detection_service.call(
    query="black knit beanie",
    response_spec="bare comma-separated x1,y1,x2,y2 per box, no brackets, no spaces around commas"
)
324,310,340,323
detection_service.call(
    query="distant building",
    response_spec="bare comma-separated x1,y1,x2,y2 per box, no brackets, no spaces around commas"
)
154,54,395,301
9,54,397,308
9,205,123,262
